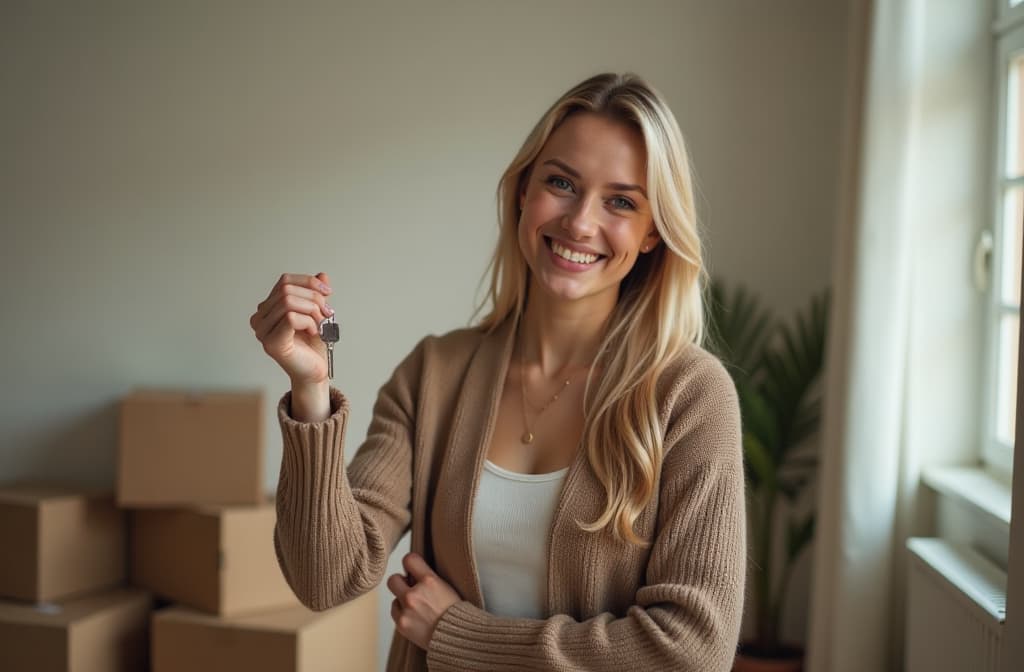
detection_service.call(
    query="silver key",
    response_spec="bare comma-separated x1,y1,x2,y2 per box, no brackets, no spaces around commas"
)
319,315,340,379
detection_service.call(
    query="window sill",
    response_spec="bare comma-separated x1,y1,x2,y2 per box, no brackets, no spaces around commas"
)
922,465,1012,526
921,465,1011,571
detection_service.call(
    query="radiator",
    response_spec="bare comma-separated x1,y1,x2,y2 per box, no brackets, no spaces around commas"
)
905,538,1006,672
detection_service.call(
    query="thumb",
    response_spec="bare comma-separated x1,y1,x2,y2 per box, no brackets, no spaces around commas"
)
402,552,434,583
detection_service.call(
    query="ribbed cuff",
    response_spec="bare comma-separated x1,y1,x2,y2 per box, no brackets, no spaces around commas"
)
426,601,543,670
275,386,350,506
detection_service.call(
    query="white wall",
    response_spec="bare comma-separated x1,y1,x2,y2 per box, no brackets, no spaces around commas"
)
0,1,849,667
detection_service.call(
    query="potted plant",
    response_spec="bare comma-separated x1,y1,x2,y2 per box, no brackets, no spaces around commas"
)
705,279,830,672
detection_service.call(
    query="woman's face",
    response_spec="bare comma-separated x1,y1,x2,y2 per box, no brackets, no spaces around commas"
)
518,112,660,309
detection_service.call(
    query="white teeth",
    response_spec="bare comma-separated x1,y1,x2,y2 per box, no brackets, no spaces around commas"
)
551,239,599,264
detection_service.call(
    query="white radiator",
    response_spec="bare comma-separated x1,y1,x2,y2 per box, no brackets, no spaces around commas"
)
905,538,1006,672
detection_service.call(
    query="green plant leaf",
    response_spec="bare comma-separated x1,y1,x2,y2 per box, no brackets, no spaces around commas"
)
738,382,780,462
761,291,830,465
789,395,823,446
786,512,816,563
703,279,829,648
705,278,774,378
777,475,810,502
744,433,775,492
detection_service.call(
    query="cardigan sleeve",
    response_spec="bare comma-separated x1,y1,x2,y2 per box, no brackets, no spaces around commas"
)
272,336,426,612
425,355,747,672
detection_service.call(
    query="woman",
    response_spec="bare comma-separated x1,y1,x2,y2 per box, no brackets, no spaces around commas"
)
249,72,747,672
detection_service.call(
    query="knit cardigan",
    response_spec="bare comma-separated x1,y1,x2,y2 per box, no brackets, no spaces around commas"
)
273,314,748,672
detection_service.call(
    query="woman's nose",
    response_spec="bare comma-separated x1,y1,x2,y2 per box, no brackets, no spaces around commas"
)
561,194,601,240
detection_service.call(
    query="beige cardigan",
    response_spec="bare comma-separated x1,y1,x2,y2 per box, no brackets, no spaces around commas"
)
273,314,747,671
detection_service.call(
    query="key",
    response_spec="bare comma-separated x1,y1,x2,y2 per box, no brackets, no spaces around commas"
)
319,315,340,379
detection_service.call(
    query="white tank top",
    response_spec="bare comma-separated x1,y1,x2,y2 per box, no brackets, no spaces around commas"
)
470,458,569,618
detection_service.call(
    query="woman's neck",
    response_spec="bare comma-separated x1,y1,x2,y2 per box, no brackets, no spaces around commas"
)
517,283,616,379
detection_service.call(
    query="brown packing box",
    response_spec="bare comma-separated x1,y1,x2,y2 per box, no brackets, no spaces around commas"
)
152,589,378,672
118,389,264,507
0,587,152,672
0,484,125,603
130,500,299,616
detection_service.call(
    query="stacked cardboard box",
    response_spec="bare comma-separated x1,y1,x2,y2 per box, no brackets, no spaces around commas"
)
117,389,265,508
0,484,125,602
0,588,152,672
129,500,297,615
0,485,152,671
151,590,377,672
1,388,379,670
119,388,378,672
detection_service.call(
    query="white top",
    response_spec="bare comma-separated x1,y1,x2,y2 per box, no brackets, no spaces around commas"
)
470,458,569,618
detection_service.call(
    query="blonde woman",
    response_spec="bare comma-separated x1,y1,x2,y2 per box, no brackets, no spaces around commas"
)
250,72,747,671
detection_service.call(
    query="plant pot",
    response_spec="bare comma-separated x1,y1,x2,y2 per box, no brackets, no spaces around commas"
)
732,642,805,672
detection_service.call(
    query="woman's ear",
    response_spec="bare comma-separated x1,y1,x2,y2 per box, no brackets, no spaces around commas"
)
642,227,662,253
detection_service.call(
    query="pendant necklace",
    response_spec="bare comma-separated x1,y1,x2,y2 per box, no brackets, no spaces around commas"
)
518,343,578,445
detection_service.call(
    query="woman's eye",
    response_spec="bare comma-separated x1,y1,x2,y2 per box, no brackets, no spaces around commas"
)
547,175,572,191
546,175,635,211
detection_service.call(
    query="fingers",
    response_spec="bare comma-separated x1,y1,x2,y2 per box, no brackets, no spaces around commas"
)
256,276,332,317
254,302,316,341
386,573,412,600
386,555,460,651
250,273,335,341
263,273,332,305
265,310,320,343
254,293,332,341
387,573,412,626
402,553,435,584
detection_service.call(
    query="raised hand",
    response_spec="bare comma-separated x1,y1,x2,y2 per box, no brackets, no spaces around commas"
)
249,272,335,386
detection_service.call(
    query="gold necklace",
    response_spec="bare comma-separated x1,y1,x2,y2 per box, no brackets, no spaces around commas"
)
518,344,575,445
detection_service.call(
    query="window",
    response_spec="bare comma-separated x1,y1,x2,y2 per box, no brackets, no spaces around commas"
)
986,1,1024,477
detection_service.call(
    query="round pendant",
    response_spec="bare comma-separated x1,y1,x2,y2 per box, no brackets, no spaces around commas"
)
521,431,534,444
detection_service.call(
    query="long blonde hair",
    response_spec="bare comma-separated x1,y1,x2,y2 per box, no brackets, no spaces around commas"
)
472,72,707,548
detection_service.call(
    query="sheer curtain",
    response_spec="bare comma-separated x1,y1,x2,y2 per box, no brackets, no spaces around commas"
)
806,0,994,669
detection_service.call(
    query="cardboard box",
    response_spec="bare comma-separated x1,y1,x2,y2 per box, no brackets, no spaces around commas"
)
0,587,152,672
152,589,378,672
118,389,264,507
129,500,298,616
0,484,125,603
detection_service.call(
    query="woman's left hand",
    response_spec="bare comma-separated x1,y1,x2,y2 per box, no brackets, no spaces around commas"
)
385,552,462,651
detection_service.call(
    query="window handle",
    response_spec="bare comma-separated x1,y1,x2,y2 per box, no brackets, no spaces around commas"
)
974,229,994,293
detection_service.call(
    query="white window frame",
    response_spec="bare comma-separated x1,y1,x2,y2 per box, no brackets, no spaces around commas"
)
985,0,1024,479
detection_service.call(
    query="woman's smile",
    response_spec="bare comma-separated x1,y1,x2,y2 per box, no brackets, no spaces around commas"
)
544,235,607,272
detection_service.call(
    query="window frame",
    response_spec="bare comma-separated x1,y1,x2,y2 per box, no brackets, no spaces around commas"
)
984,0,1024,479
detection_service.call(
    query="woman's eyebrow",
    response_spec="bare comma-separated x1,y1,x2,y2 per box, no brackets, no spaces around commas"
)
542,158,648,199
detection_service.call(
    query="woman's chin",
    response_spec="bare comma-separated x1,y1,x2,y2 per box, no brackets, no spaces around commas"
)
534,276,613,305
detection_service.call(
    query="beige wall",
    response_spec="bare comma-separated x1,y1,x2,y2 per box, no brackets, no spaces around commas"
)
0,0,849,667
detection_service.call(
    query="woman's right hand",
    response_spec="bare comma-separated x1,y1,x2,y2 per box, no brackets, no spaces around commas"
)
249,272,335,386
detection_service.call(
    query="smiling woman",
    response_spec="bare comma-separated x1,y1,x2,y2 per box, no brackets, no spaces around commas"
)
253,72,746,672
516,113,661,307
